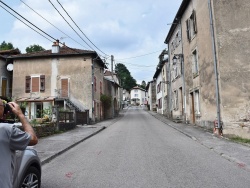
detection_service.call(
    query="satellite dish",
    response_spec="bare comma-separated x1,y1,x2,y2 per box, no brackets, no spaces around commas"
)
7,64,13,71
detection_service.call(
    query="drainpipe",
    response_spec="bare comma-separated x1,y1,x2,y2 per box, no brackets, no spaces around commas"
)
208,0,222,132
167,44,172,119
91,58,95,123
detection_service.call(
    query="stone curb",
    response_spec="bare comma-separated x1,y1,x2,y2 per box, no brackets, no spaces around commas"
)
41,126,106,165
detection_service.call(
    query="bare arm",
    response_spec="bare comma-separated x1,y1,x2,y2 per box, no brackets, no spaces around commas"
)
8,102,38,146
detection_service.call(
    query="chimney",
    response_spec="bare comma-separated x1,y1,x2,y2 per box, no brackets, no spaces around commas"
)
52,40,60,53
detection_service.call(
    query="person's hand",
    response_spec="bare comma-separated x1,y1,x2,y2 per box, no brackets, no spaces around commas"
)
8,102,23,117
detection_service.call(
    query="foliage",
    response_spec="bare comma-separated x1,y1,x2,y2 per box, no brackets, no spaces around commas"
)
230,136,250,144
26,44,45,53
100,94,112,108
138,80,146,89
20,102,28,108
0,41,14,50
115,63,137,91
42,107,52,120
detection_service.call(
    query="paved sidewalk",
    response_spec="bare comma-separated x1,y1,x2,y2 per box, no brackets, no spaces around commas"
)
33,116,122,165
147,110,250,171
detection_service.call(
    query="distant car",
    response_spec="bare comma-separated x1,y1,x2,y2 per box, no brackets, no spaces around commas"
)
13,146,42,188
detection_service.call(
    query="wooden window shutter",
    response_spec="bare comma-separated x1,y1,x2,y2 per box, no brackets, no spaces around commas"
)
40,75,45,92
25,76,31,93
186,19,190,41
32,77,39,92
61,78,69,97
193,10,197,34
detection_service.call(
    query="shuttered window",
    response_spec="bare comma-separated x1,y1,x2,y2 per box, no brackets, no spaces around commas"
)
32,77,39,92
61,78,69,97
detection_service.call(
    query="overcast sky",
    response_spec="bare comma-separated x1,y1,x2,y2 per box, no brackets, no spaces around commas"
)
0,0,182,84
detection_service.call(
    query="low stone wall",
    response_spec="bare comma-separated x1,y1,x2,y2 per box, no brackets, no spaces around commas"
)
33,123,56,138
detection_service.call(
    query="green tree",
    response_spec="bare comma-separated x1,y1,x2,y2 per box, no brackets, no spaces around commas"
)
115,63,137,91
0,41,14,50
26,44,45,53
140,80,146,89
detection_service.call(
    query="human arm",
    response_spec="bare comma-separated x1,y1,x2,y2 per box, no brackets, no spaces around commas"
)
8,102,38,146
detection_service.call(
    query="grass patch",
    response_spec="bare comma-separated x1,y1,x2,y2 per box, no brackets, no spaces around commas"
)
230,136,250,144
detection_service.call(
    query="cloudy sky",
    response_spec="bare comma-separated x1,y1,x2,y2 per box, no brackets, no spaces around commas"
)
0,0,182,84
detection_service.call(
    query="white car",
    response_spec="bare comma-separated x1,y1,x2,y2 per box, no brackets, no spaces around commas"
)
14,147,41,188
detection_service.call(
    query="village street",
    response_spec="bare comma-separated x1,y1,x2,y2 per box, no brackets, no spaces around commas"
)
40,106,250,188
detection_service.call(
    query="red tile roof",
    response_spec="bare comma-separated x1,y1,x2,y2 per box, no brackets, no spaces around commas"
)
9,46,95,59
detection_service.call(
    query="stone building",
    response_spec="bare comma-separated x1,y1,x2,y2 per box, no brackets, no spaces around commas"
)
165,0,250,138
9,41,106,123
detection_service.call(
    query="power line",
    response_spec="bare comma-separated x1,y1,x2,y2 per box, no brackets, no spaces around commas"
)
0,1,100,56
20,0,88,49
56,0,109,57
0,4,53,43
0,0,57,42
48,0,107,57
116,50,164,60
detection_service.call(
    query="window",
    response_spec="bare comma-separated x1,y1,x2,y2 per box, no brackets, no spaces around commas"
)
186,10,197,41
134,89,138,93
192,49,199,75
194,90,200,114
25,75,46,93
31,77,39,92
134,94,138,98
173,90,178,110
157,82,161,93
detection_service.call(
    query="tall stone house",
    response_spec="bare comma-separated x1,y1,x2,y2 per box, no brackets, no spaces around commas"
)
103,70,121,118
165,0,250,138
9,42,106,123
0,49,20,98
146,80,156,111
153,56,168,115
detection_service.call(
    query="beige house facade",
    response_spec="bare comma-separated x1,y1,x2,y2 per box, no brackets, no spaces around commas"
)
9,42,105,123
165,0,250,138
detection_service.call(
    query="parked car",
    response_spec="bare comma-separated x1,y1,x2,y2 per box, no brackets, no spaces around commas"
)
13,146,42,188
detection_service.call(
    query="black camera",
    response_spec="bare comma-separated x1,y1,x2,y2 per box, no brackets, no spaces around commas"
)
4,103,12,115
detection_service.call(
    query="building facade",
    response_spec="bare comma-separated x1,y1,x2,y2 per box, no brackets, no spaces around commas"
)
165,0,250,138
9,42,105,123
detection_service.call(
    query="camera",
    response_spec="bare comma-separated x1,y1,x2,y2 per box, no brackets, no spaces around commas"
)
4,103,12,115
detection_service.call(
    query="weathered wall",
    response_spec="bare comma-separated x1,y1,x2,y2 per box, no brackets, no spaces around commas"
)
181,0,217,128
12,56,94,118
213,0,250,138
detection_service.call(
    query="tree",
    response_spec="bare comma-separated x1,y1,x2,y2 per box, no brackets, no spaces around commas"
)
0,41,14,50
140,80,146,89
26,44,45,53
115,63,137,91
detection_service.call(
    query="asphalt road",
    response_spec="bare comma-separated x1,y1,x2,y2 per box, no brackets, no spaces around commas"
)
41,106,250,188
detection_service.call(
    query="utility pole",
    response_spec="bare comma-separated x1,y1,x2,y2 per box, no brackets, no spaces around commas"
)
111,55,114,118
111,55,114,73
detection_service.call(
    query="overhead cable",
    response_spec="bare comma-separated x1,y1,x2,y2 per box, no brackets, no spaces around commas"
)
20,0,88,49
0,4,53,43
56,0,109,57
48,0,98,52
0,1,57,42
116,50,164,60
